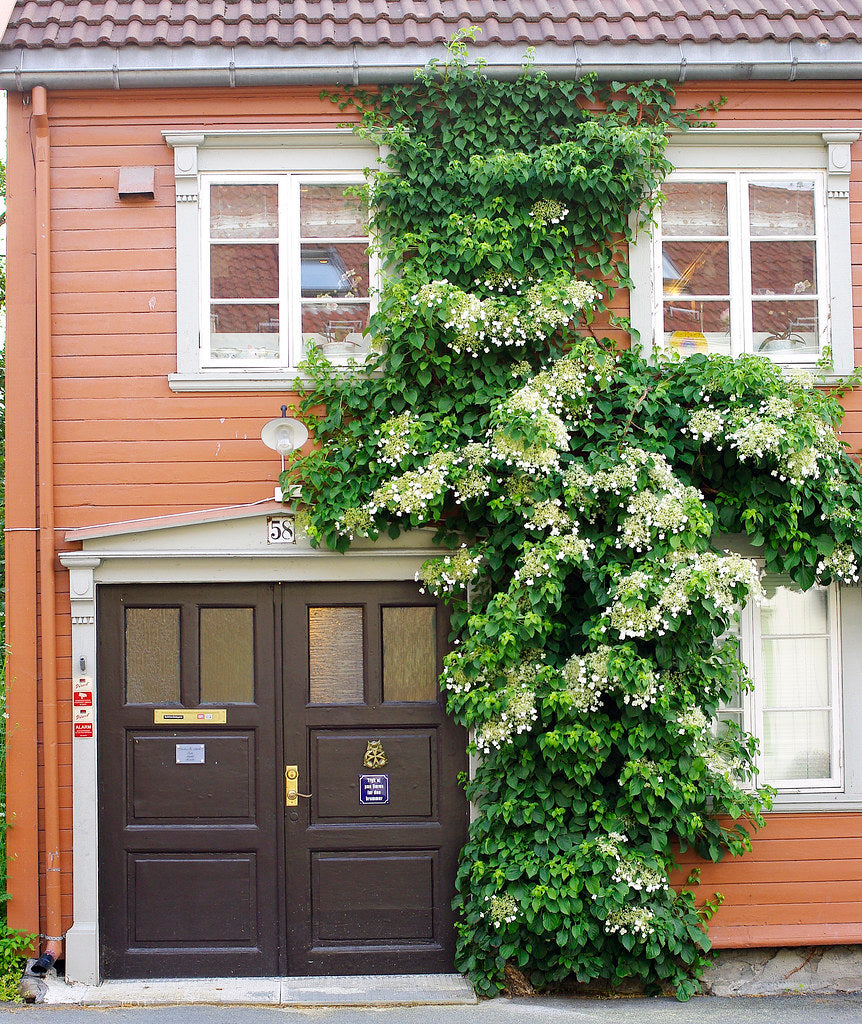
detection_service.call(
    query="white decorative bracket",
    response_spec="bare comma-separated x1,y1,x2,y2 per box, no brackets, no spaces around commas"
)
164,133,204,203
822,132,858,199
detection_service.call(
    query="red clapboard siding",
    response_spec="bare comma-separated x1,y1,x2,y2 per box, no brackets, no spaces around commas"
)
8,79,862,938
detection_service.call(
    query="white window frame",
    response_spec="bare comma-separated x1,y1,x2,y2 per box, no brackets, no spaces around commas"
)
629,130,858,376
713,538,862,811
164,129,380,391
199,172,375,372
736,577,843,794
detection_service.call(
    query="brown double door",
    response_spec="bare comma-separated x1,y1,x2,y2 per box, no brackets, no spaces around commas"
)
98,582,467,979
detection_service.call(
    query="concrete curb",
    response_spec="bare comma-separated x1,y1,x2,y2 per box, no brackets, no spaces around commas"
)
36,973,478,1007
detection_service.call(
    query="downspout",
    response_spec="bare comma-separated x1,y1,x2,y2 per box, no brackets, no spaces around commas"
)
31,84,64,972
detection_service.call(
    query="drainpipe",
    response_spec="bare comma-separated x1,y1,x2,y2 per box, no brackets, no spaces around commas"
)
31,83,64,972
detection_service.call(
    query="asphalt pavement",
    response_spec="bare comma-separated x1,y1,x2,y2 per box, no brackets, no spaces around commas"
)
3,996,862,1023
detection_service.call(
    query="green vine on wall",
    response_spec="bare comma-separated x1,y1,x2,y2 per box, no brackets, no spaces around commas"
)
289,34,862,998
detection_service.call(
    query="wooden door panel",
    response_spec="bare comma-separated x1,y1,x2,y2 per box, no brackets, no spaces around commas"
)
98,584,280,979
313,729,435,820
311,851,437,943
128,731,256,822
283,582,468,975
130,853,258,945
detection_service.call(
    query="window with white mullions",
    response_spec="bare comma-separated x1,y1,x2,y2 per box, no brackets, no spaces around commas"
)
656,173,827,362
200,175,373,369
720,575,843,793
751,575,841,789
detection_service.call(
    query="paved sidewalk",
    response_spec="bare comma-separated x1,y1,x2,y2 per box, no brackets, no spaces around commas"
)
3,996,862,1023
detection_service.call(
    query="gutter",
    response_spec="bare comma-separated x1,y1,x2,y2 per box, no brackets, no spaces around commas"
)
0,39,861,90
31,84,64,973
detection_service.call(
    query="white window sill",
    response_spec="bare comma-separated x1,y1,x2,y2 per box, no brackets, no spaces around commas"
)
169,372,314,392
169,367,381,392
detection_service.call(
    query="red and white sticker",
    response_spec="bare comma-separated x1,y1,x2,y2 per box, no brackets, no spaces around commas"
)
74,722,93,738
73,691,93,707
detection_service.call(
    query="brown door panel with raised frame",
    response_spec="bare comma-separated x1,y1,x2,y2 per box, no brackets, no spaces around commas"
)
282,582,468,976
98,584,280,979
98,580,468,978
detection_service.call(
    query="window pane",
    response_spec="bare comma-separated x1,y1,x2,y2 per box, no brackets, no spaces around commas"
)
749,181,815,236
211,243,279,300
308,607,364,704
211,184,278,239
383,607,437,702
663,300,730,356
210,303,280,360
750,241,816,296
763,637,830,707
300,185,367,238
761,579,827,635
200,608,254,703
763,710,831,779
125,607,180,704
752,300,819,357
302,301,371,360
661,182,728,235
663,240,729,296
301,243,369,298
714,708,743,740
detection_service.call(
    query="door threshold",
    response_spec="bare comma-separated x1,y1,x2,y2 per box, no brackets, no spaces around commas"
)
39,972,478,1007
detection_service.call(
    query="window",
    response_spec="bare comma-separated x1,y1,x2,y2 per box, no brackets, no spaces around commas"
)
721,575,843,793
164,130,380,390
628,131,858,376
658,175,826,362
202,177,373,369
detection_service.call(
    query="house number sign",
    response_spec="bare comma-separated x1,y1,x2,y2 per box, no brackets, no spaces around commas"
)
267,516,296,544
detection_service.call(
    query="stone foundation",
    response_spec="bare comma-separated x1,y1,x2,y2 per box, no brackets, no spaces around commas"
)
702,947,862,996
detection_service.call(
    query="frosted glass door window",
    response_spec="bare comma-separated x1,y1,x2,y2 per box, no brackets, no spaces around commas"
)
125,607,181,704
382,606,438,702
308,607,365,704
200,607,255,703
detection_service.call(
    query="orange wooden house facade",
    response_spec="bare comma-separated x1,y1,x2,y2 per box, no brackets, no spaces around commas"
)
3,0,862,985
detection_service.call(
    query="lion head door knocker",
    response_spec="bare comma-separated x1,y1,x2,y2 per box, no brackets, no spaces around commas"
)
363,739,387,768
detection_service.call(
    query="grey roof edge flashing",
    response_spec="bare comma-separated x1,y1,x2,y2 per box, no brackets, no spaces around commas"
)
0,39,859,89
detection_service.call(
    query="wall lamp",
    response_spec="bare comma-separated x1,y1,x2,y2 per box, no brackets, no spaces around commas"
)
261,406,309,499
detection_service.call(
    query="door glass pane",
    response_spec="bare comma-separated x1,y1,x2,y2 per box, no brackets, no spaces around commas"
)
763,710,831,779
125,607,180,704
308,607,364,704
200,608,254,703
383,606,437,703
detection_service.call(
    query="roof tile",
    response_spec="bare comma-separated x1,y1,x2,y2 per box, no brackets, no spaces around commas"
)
3,0,862,51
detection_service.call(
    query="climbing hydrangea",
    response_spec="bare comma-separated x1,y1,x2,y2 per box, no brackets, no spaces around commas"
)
293,45,862,1002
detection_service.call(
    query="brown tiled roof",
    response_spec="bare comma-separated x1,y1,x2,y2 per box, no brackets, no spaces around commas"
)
4,0,862,50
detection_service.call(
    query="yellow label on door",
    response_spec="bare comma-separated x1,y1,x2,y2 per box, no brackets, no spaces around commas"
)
153,709,227,725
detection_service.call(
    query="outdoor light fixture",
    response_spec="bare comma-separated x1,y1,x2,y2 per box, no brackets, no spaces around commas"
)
261,405,309,490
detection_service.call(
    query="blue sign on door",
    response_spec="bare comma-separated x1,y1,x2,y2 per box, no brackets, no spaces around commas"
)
359,773,390,805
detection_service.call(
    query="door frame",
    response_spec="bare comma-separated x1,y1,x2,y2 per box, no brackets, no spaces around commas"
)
60,505,455,985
